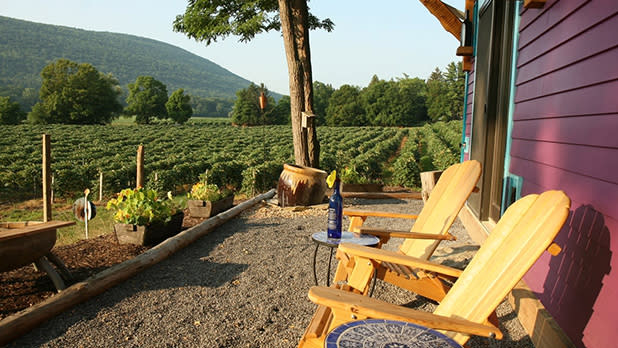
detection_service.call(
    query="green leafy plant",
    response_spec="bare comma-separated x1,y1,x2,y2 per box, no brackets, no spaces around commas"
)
188,182,226,202
339,166,369,184
106,187,179,225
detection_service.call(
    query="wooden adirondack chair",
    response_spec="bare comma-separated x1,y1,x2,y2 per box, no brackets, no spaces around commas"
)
300,190,570,347
339,160,481,300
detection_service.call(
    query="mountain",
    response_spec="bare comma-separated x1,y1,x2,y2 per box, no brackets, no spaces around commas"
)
0,16,255,103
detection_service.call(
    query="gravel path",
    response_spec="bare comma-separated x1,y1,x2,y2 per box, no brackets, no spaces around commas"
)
7,198,533,347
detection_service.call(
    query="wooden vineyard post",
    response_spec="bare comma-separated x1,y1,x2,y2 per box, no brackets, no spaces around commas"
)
421,170,442,203
99,172,103,202
136,145,144,188
42,134,52,222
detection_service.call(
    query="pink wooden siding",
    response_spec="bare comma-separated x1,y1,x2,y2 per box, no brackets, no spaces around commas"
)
510,0,618,347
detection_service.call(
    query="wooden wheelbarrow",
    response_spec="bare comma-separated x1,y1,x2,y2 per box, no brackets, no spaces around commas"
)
0,221,75,292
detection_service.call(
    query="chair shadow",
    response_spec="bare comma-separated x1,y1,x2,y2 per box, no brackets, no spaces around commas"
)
535,204,612,347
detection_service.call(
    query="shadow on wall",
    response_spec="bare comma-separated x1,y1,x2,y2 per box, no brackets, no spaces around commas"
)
541,205,612,348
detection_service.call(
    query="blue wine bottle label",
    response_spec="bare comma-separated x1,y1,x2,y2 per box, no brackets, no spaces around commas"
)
327,208,337,230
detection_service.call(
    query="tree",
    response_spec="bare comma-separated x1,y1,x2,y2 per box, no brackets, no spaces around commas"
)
174,0,334,168
361,75,427,126
231,83,277,125
313,81,334,126
443,61,465,120
0,96,25,125
126,76,168,124
425,68,449,121
27,59,122,124
425,62,465,122
272,95,291,124
325,85,365,126
166,88,193,124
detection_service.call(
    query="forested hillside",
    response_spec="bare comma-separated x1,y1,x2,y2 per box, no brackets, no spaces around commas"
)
0,16,252,104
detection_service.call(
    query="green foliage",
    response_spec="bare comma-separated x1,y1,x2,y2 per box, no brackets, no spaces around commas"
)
27,59,122,124
106,187,179,225
173,0,333,45
0,96,25,124
271,95,291,124
190,95,234,117
241,160,282,195
189,182,225,202
126,76,168,124
339,166,368,184
362,75,428,126
231,84,281,125
313,81,335,125
166,88,193,124
0,123,462,199
425,62,465,121
325,85,366,126
0,16,253,103
205,159,247,191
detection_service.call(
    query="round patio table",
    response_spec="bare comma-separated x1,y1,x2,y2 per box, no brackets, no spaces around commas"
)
311,231,380,287
325,319,462,348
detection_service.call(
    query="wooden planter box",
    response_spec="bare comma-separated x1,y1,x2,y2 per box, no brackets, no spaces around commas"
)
341,183,383,193
114,212,184,246
187,195,234,218
0,221,74,273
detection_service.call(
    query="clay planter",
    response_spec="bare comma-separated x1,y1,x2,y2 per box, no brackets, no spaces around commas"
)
277,164,327,207
187,195,234,218
341,183,384,193
114,212,184,246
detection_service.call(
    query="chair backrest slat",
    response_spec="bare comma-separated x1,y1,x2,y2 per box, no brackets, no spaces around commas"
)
400,160,481,259
434,190,570,344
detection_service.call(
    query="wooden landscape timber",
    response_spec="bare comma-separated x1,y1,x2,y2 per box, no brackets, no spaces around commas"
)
0,189,276,346
341,192,422,200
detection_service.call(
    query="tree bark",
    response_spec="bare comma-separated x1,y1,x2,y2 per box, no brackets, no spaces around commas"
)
278,0,319,168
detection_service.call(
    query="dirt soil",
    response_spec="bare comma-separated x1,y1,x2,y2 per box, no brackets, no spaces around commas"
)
0,210,204,321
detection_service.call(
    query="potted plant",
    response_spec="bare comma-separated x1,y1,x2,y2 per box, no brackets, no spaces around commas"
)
187,182,234,218
339,166,383,193
106,188,184,246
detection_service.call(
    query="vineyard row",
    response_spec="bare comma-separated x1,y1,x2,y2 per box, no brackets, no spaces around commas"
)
0,122,462,201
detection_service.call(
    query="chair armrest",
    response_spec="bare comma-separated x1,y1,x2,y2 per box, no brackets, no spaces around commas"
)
359,227,456,241
339,243,463,278
308,286,502,339
343,209,418,220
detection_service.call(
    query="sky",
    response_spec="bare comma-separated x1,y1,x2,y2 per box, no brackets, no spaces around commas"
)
1,0,459,95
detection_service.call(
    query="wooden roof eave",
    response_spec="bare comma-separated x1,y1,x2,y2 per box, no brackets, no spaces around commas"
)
418,0,462,40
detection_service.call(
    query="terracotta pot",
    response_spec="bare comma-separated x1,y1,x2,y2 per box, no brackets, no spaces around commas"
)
277,164,327,207
187,195,234,218
114,212,184,246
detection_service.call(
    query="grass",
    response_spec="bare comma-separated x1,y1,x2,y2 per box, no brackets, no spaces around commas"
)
1,195,192,246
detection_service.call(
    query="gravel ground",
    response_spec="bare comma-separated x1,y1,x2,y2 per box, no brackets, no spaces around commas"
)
7,198,533,347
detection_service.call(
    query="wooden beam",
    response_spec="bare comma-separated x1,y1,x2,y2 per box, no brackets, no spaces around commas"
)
341,192,422,199
419,0,462,40
42,134,52,222
136,145,144,188
524,0,546,9
0,189,276,346
462,56,473,72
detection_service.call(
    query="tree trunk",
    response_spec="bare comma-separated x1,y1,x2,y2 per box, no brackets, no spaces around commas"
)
278,0,319,168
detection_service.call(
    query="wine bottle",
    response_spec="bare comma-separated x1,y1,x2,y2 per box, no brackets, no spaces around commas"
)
327,178,343,239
